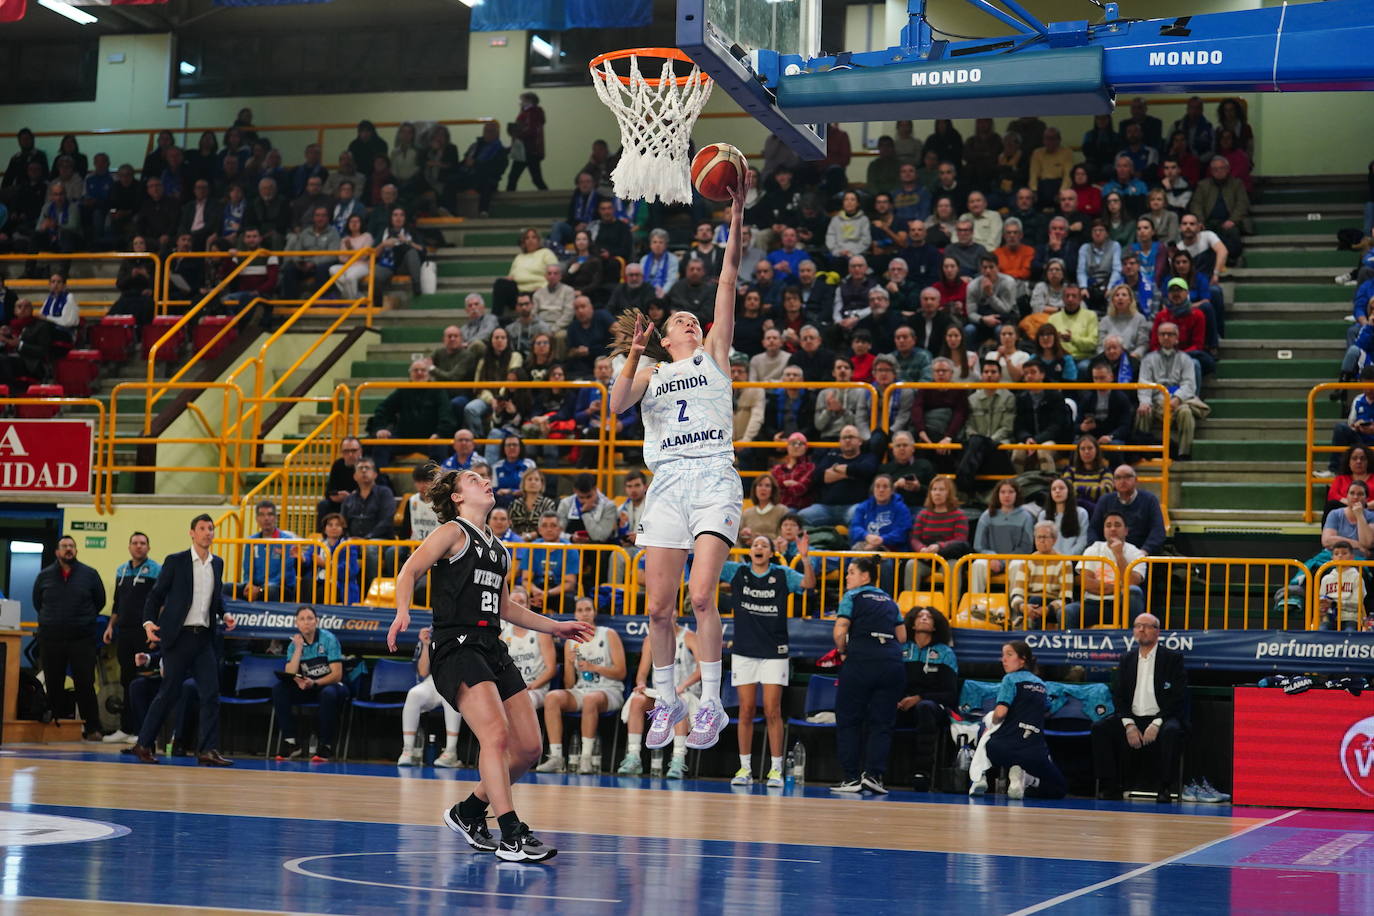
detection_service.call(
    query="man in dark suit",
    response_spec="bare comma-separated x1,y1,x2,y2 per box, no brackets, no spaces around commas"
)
1091,612,1187,802
132,514,237,766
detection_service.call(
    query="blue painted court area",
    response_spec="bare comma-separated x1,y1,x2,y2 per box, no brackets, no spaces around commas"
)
2,801,1126,915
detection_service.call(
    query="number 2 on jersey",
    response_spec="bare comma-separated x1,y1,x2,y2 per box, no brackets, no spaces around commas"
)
676,399,689,423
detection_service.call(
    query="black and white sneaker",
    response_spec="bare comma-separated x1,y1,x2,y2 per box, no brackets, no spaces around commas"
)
860,772,888,795
830,778,863,794
495,823,557,862
443,805,498,852
274,740,305,761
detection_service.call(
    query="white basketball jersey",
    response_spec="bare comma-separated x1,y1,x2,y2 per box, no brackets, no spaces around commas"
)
408,492,440,541
575,626,617,690
673,627,700,697
501,623,547,685
640,347,734,472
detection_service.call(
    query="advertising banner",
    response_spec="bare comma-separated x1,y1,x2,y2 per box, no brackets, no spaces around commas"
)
0,420,93,494
1234,686,1374,809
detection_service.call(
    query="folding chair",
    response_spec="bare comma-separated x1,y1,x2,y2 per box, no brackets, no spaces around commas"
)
341,658,416,760
218,655,281,755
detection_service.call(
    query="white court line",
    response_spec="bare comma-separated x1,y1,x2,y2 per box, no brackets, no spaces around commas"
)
1006,808,1303,915
298,848,820,865
283,853,622,904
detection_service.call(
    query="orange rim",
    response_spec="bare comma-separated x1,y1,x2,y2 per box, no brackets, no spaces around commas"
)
589,47,710,87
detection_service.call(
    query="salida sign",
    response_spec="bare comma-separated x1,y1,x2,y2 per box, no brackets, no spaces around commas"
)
1235,686,1374,810
0,420,93,494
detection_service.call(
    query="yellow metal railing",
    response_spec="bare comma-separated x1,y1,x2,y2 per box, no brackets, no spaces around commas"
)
108,380,244,500
952,553,1121,630
213,535,330,606
514,542,636,615
1305,382,1368,523
1124,555,1309,631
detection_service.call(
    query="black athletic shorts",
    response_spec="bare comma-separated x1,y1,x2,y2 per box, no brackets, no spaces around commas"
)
430,630,527,704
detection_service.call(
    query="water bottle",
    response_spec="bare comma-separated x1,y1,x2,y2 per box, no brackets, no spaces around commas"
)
569,734,581,766
784,749,796,789
650,751,664,776
791,741,806,784
956,736,973,773
425,732,438,766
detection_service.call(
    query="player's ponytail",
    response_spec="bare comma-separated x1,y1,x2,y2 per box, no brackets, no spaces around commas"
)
610,308,672,363
426,464,462,522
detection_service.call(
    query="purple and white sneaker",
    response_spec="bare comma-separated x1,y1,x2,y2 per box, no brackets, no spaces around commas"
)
685,699,727,751
645,697,687,750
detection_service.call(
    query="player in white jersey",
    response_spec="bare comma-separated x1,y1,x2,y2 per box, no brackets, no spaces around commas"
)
607,170,751,753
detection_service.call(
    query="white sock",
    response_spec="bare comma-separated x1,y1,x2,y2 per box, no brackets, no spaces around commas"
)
549,743,563,759
699,660,722,704
652,664,676,700
672,735,687,757
771,755,783,773
739,753,751,771
402,732,415,750
626,734,642,755
445,732,458,753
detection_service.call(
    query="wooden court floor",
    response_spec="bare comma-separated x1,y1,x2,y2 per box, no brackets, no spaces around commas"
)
0,745,1366,915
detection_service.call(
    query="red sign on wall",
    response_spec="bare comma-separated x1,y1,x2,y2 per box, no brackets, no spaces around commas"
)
1234,686,1374,810
0,420,94,494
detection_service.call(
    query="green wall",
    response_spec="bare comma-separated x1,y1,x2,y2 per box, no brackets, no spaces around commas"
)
0,2,1366,185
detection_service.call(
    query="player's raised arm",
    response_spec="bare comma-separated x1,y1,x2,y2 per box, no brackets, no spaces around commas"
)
387,521,463,651
705,168,752,367
608,310,660,415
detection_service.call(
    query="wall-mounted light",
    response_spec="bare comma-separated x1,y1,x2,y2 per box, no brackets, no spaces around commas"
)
37,0,99,25
179,61,197,75
530,34,554,61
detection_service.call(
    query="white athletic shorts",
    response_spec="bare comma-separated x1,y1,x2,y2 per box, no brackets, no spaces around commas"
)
731,655,790,687
525,685,548,709
620,687,701,724
637,458,743,551
570,684,625,713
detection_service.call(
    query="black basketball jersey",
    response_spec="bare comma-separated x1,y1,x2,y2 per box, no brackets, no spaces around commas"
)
430,517,510,639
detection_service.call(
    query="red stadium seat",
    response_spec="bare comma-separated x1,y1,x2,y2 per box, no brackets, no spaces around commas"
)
54,349,101,396
18,384,64,418
192,315,236,360
90,315,136,362
142,315,184,362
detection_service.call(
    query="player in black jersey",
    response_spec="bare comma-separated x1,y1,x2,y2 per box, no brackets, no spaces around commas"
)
387,467,592,863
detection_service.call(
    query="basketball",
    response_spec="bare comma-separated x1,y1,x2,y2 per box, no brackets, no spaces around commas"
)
690,142,748,202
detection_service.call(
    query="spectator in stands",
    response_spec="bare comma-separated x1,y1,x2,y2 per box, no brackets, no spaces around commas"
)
1118,97,1164,153
1032,217,1078,286
966,255,1018,345
1121,248,1161,321
1005,520,1076,628
3,128,47,189
1143,191,1179,250
731,356,765,460
1109,322,1151,379
1325,369,1374,475
271,606,348,763
866,135,902,190
532,261,576,341
946,219,989,280
218,227,279,326
428,324,484,426
178,179,222,251
1189,155,1249,262
937,325,977,379
1088,464,1166,554
1028,126,1073,207
616,471,648,553
908,356,966,467
556,472,618,586
32,534,105,741
880,257,919,319
374,207,425,299
451,122,506,216
367,360,453,467
522,513,581,615
243,177,288,250
133,176,179,254
994,218,1034,287
589,198,632,263
510,468,557,538
634,229,679,298
809,357,866,443
881,324,928,384
1092,612,1187,801
502,292,549,355
440,428,489,473
1117,122,1161,183
1140,317,1210,461
326,214,373,301
906,476,970,589
32,181,82,259
1039,476,1090,555
830,555,907,795
1153,275,1212,381
771,431,816,510
968,479,1036,595
1029,321,1076,383
562,296,611,379
1012,358,1071,473
1076,366,1134,462
1160,159,1194,218
241,500,298,603
1317,542,1366,631
1214,128,1254,194
954,359,1016,495
326,181,365,237
934,258,969,327
453,293,496,347
1046,283,1099,374
507,92,548,191
606,263,653,317
666,258,717,323
1319,482,1374,563
550,171,601,250
800,425,877,527
1082,114,1121,181
924,196,956,249
281,206,340,299
930,160,969,215
763,365,818,447
1175,214,1229,290
340,457,395,587
738,474,785,545
1068,509,1148,627
746,327,787,383
1172,96,1215,158
1077,221,1123,312
826,192,871,267
962,191,1002,252
1100,285,1149,362
315,437,365,528
878,429,932,509
493,227,559,314
850,474,914,554
891,162,932,226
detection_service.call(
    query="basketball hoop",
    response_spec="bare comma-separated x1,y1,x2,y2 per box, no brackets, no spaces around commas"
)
590,47,713,205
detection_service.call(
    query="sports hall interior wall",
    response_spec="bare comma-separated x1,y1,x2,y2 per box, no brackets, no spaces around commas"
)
0,0,1366,181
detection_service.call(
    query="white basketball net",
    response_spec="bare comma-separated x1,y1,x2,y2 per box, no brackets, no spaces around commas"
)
592,54,713,205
